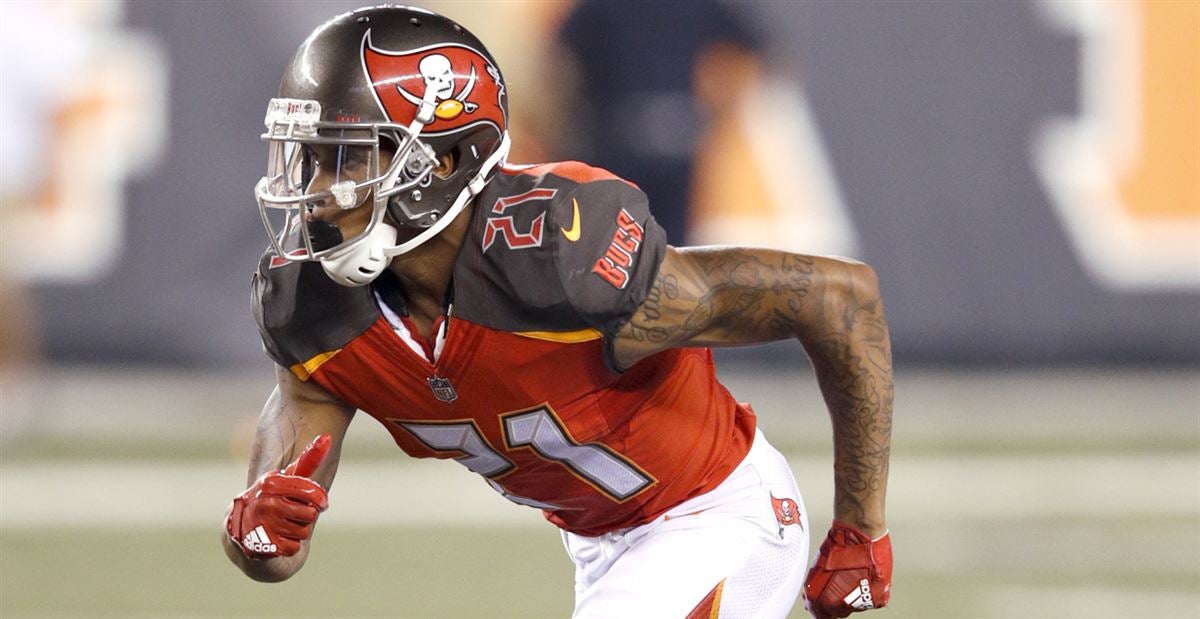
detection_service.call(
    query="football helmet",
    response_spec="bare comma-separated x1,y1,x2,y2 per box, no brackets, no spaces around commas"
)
254,5,510,286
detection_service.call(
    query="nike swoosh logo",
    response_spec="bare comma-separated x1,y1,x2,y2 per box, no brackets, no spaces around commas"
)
561,198,582,242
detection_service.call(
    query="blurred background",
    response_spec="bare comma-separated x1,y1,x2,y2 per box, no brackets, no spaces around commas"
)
1,0,1196,617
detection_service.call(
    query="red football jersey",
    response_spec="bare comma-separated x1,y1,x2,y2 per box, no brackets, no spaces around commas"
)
253,161,756,536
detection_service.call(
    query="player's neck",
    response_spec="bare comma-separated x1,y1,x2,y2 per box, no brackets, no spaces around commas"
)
385,206,472,330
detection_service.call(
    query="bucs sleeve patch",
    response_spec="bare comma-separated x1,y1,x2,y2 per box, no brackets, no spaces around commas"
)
591,208,646,290
553,178,667,338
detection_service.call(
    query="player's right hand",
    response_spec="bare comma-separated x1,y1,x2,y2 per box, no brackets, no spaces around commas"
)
225,434,332,559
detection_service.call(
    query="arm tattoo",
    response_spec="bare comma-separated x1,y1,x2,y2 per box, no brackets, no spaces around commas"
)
809,289,893,526
246,388,300,483
623,248,893,527
626,250,817,346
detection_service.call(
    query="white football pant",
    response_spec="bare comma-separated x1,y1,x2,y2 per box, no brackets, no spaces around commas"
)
562,430,810,618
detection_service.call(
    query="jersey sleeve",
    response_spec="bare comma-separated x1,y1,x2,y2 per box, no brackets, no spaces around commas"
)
251,248,379,377
551,176,668,341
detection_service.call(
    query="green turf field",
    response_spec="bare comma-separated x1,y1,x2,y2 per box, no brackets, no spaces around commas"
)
2,367,1197,618
1,526,574,618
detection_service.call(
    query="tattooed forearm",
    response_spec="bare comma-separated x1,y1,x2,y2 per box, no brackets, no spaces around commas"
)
246,387,300,483
807,274,893,530
618,247,893,532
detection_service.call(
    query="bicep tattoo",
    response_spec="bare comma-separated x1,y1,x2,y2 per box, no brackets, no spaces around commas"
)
622,248,819,350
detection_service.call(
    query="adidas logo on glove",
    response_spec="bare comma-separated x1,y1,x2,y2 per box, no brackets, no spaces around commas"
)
242,525,278,554
843,578,875,610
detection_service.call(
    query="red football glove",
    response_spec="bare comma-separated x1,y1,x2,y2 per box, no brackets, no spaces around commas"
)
804,521,893,619
225,435,332,559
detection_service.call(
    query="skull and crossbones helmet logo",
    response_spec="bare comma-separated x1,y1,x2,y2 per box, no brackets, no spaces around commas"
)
420,54,455,99
361,33,506,132
396,52,481,121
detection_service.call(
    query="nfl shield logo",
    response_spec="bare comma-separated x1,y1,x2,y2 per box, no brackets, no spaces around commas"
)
427,376,458,403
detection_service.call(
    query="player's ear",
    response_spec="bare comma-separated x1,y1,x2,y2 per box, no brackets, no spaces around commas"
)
433,152,456,180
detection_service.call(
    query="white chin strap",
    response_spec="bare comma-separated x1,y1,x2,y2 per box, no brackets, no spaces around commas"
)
319,132,511,287
320,220,399,286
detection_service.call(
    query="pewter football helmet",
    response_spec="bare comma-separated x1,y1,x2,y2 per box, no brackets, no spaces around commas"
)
254,5,510,285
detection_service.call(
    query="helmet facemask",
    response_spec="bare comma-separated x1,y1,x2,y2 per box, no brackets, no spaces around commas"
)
254,97,439,269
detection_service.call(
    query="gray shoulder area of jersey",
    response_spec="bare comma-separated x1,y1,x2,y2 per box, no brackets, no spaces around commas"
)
252,249,380,369
453,164,667,338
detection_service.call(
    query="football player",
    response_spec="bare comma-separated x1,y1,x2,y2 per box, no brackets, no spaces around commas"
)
224,6,893,619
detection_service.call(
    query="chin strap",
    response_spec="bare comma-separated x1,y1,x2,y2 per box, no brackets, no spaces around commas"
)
320,220,399,286
318,132,511,287
383,132,510,258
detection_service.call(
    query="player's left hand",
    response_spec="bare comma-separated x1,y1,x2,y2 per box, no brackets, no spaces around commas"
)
804,521,892,619
225,435,332,559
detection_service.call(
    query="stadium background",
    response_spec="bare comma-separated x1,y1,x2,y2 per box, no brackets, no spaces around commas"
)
1,1,1196,617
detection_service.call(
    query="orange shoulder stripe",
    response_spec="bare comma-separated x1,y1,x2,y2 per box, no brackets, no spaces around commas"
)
513,328,603,344
290,349,341,381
